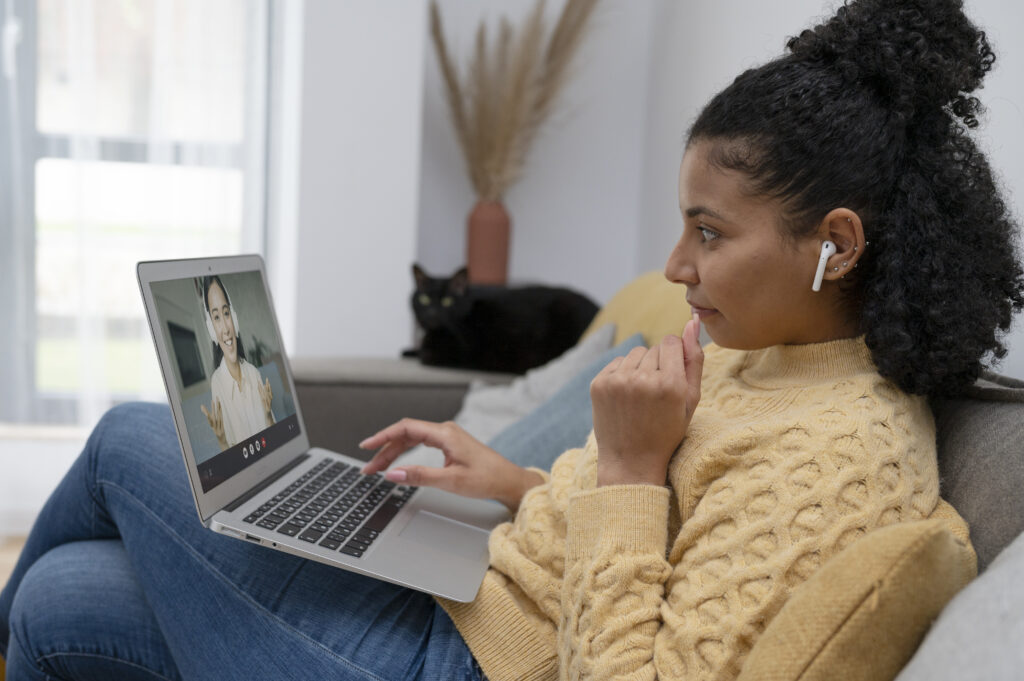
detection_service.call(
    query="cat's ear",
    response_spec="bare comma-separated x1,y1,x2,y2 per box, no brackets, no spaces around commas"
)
412,263,429,290
450,267,469,296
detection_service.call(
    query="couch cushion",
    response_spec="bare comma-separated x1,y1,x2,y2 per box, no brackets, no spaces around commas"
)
933,371,1024,572
581,270,691,346
737,519,976,681
487,333,646,470
894,528,1024,681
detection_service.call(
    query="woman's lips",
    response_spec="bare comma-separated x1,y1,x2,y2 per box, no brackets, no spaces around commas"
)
689,304,719,319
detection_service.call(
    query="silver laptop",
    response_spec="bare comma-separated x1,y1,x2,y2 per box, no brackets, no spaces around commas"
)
137,254,507,602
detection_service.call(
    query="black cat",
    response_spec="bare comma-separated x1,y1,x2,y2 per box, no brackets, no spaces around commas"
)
405,264,599,374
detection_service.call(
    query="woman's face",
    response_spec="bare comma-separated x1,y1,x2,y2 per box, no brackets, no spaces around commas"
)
666,139,850,349
207,281,238,364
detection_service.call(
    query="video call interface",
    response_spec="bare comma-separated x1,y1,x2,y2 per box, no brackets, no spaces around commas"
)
149,271,300,493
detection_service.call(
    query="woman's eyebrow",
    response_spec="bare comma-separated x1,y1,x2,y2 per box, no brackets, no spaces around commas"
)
684,205,727,221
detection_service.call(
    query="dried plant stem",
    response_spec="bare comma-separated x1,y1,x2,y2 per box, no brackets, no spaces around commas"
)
430,0,598,201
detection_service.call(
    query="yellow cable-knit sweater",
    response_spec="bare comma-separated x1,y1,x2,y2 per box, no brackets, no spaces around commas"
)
439,337,941,681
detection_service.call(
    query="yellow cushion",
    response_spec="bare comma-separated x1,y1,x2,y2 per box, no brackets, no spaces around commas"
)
582,270,691,346
737,516,977,681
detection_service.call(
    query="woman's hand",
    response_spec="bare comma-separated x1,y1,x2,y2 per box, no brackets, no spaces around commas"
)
200,398,229,450
359,419,544,512
590,318,704,487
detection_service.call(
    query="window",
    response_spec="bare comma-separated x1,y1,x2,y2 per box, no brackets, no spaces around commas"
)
1,0,269,428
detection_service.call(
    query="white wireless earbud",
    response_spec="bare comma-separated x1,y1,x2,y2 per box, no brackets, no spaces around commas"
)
811,240,837,292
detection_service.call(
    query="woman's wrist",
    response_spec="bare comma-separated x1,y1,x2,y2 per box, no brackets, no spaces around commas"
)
596,454,668,487
496,466,545,513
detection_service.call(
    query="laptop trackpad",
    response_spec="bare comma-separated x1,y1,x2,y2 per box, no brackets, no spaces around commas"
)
399,511,489,560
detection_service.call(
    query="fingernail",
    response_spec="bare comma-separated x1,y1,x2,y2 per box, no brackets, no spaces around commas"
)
385,469,407,482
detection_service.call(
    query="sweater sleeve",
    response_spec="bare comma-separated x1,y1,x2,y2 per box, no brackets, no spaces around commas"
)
561,485,673,681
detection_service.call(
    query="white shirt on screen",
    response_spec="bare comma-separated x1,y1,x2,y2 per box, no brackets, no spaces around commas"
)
210,358,273,448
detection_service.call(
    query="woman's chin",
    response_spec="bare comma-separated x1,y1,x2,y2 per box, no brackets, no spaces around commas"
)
221,343,238,364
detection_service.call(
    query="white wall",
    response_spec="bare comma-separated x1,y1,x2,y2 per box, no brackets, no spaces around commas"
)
283,0,1023,376
415,0,658,304
971,0,1024,379
637,0,1024,379
271,0,427,359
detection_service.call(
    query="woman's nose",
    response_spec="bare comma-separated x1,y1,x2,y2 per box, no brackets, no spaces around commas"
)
664,238,698,286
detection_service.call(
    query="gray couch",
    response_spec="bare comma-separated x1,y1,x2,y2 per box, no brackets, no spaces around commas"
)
292,356,1024,678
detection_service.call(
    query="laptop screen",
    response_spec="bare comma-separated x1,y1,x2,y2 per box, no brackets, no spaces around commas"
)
148,270,301,492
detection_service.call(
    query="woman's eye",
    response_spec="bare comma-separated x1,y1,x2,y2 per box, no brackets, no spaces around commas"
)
698,226,720,242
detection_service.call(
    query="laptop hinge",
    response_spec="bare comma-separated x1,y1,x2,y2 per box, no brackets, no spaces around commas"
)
223,453,311,513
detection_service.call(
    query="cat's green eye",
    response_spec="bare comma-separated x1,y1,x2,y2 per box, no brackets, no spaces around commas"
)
441,296,454,307
418,294,431,305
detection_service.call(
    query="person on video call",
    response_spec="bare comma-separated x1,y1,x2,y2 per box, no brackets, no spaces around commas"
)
199,275,275,450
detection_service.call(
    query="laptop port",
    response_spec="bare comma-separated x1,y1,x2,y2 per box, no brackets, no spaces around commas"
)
245,534,262,544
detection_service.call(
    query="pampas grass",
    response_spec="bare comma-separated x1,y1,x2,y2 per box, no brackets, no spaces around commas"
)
430,0,599,201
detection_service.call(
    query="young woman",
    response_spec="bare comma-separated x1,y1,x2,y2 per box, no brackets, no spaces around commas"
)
200,275,276,451
2,0,1022,679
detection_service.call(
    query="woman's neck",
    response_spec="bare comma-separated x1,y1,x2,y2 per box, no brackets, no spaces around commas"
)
225,356,242,385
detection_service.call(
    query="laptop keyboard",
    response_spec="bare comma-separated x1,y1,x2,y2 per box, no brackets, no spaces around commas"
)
241,459,416,558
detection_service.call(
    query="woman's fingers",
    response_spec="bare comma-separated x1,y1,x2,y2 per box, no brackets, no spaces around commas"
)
360,418,441,451
594,355,625,382
639,341,661,371
361,440,410,475
383,464,451,489
656,334,685,378
622,345,648,370
359,419,459,475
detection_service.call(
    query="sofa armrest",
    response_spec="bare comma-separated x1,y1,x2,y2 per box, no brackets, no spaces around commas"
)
290,357,515,461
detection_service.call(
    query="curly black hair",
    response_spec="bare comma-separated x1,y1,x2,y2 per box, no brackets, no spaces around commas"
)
687,0,1024,397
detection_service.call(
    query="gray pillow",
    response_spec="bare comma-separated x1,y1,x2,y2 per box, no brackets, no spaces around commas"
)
894,528,1024,680
488,333,646,470
932,371,1024,571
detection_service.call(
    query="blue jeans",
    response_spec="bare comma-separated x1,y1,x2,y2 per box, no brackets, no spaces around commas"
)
0,403,485,681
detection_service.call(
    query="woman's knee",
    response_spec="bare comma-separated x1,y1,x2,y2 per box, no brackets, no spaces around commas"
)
7,540,177,680
91,402,174,451
86,402,181,484
9,541,132,646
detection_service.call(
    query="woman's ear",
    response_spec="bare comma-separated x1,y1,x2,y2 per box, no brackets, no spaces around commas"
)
818,209,865,283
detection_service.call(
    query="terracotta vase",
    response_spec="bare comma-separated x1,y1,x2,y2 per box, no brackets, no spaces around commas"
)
466,199,511,285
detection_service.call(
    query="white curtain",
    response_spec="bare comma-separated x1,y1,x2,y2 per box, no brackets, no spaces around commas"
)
2,0,267,429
